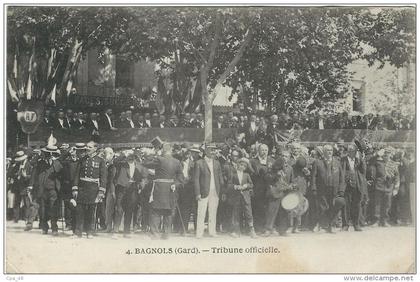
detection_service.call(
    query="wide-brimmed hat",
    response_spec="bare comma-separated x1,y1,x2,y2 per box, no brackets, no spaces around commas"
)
237,158,249,165
59,143,70,150
41,145,60,154
14,151,28,162
189,144,202,153
204,143,217,150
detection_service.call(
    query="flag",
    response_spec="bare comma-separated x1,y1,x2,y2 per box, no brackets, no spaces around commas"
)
26,53,34,100
7,79,19,102
12,54,17,79
48,84,57,104
155,77,166,114
66,80,73,97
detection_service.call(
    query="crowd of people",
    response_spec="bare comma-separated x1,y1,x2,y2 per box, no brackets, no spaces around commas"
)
40,107,415,133
6,133,415,240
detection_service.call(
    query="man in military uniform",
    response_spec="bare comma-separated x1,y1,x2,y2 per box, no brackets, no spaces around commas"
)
72,141,107,239
147,143,184,239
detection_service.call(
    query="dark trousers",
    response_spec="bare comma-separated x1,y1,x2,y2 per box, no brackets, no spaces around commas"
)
174,185,195,234
75,203,96,236
231,197,254,234
251,193,266,233
374,190,392,224
39,196,59,232
305,191,320,230
265,198,288,234
342,186,362,227
149,208,173,236
390,183,411,223
114,185,139,233
96,201,106,230
366,185,376,223
105,192,116,231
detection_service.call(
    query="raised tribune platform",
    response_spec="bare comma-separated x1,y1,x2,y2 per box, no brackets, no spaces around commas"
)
28,127,415,148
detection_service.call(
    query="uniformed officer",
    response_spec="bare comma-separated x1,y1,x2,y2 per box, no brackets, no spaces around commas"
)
72,141,107,239
146,143,184,239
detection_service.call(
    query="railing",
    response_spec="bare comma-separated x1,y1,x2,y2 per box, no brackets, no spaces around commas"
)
29,127,415,148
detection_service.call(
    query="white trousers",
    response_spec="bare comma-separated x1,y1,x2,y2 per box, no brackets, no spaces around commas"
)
196,189,219,237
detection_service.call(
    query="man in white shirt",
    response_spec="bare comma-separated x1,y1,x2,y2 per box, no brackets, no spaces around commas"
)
144,113,152,128
101,108,117,131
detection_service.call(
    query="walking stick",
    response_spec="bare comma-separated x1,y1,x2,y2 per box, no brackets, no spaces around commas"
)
61,199,65,233
93,203,98,233
176,202,186,234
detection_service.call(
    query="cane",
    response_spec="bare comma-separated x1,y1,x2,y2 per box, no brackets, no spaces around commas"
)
61,199,65,233
93,203,98,233
176,202,186,235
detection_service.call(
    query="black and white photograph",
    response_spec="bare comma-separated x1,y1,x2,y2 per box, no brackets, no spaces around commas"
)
2,2,417,277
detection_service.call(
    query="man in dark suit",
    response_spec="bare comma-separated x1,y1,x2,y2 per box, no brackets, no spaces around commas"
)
119,110,136,129
226,158,257,238
29,145,63,236
341,144,367,231
311,145,346,233
146,143,184,239
85,112,100,133
194,144,224,238
113,151,149,237
249,144,275,233
73,112,86,130
100,108,117,131
245,114,259,146
52,109,68,129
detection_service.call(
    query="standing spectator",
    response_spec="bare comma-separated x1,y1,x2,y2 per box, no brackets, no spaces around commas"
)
226,158,257,238
114,152,149,237
10,151,33,225
310,145,346,233
368,147,400,227
29,145,62,235
340,144,367,231
245,114,259,146
249,144,275,233
194,144,224,238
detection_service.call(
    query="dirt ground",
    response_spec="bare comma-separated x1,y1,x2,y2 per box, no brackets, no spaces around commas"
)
5,220,415,274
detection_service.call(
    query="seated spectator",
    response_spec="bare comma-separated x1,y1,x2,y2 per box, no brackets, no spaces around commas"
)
151,112,160,127
213,115,224,129
74,111,86,130
120,110,136,128
53,108,69,129
86,112,100,133
179,113,192,128
144,113,152,128
100,108,117,131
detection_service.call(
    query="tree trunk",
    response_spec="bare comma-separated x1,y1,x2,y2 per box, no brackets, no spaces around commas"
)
204,95,213,143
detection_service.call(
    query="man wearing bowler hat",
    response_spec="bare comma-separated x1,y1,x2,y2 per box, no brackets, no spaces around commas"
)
72,141,107,239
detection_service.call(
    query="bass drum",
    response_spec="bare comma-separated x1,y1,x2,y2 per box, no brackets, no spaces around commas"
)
281,191,301,211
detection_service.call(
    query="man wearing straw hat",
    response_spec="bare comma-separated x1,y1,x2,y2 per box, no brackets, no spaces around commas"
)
72,141,107,239
28,145,63,235
194,143,225,238
10,150,33,225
